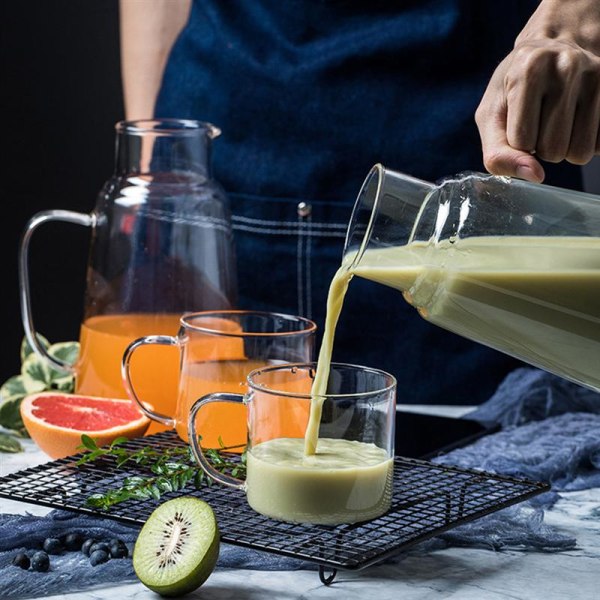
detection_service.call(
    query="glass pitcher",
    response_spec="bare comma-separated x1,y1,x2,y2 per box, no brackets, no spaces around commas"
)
19,119,238,432
344,165,600,393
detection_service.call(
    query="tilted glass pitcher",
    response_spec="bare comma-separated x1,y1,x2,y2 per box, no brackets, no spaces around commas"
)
19,119,238,432
344,165,600,393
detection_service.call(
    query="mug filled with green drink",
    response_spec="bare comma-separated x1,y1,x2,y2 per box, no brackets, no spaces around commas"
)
188,362,396,525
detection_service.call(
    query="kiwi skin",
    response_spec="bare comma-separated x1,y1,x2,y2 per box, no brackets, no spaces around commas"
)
133,498,220,597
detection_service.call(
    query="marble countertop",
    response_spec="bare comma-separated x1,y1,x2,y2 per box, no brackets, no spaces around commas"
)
1,407,599,600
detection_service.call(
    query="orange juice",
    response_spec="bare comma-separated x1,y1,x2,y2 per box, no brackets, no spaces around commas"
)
177,359,271,448
76,313,181,435
179,359,314,449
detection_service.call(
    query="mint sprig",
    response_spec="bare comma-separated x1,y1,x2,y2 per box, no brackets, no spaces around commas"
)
76,435,246,510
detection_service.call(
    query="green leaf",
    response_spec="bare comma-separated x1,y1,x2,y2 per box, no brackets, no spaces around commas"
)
52,377,76,392
123,476,146,487
80,434,99,451
46,343,78,391
85,494,109,508
0,432,23,453
0,396,26,433
0,375,28,401
21,346,76,391
48,342,80,367
110,436,129,448
21,353,53,388
20,334,50,364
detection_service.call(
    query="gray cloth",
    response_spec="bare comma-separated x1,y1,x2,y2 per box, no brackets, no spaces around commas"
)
1,368,599,598
468,367,600,428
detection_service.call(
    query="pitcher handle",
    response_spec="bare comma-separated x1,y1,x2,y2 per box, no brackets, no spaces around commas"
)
188,393,246,490
121,335,179,427
19,210,96,373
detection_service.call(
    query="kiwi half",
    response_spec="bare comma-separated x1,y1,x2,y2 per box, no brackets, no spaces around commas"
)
133,497,220,597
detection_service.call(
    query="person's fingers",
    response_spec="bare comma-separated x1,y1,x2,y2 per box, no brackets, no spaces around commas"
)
535,94,577,163
476,85,545,182
505,49,544,153
567,73,600,164
534,55,581,163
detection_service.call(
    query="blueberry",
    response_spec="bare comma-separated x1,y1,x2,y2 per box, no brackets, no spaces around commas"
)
89,549,110,566
43,538,62,555
31,551,50,572
11,553,30,570
109,541,128,559
89,542,110,556
81,538,96,556
63,532,83,551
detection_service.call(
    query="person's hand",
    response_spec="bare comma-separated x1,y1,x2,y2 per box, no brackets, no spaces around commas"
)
475,0,600,183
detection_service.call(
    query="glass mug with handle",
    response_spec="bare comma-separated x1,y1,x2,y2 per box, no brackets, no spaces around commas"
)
122,311,316,449
188,362,396,525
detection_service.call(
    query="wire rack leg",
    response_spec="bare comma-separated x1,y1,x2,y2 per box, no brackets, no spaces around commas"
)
319,566,337,585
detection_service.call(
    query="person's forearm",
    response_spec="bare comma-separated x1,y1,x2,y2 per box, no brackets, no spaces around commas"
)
119,0,192,120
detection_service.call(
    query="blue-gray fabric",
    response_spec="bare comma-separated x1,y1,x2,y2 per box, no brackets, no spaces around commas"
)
155,0,583,407
1,368,599,598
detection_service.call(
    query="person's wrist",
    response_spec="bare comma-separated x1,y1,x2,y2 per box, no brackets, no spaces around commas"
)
515,0,600,55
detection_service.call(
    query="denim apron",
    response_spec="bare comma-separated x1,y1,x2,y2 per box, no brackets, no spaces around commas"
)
156,0,583,405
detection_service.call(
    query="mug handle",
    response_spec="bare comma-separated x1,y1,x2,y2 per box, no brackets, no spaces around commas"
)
188,393,246,490
121,335,179,427
19,210,96,373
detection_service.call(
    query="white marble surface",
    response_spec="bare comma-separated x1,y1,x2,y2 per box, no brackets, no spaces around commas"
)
1,416,599,600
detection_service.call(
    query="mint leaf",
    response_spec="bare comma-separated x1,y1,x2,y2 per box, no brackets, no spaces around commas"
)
0,432,23,453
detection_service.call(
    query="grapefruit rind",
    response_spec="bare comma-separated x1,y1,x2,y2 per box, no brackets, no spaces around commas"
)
20,392,151,459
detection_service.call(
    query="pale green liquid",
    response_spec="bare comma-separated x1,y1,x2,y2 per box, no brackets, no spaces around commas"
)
304,235,599,459
354,236,600,391
304,267,352,455
247,437,393,524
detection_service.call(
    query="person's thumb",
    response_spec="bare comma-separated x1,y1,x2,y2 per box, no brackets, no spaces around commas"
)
475,97,545,183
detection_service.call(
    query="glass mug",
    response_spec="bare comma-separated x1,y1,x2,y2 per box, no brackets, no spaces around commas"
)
344,165,600,392
189,363,396,525
122,311,316,448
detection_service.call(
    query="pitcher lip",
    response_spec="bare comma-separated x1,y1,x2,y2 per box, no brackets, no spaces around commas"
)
246,361,397,399
116,119,221,138
343,163,385,270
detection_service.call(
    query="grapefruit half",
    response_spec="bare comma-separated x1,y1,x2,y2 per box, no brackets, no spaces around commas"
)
20,392,151,459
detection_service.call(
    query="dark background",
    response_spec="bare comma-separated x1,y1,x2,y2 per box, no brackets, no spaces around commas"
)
1,2,599,387
1,0,123,383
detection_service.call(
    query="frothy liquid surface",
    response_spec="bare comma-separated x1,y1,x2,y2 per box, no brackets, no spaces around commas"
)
247,437,393,524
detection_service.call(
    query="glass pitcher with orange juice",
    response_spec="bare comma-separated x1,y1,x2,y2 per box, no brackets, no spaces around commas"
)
344,165,600,393
19,119,238,433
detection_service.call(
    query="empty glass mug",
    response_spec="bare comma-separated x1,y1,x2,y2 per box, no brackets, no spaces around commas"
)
122,311,316,447
188,362,396,525
19,119,237,433
344,165,600,392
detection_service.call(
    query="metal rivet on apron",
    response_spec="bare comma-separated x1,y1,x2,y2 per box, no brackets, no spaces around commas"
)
297,202,312,217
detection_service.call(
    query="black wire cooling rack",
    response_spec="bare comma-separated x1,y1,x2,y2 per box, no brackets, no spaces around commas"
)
0,430,549,584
